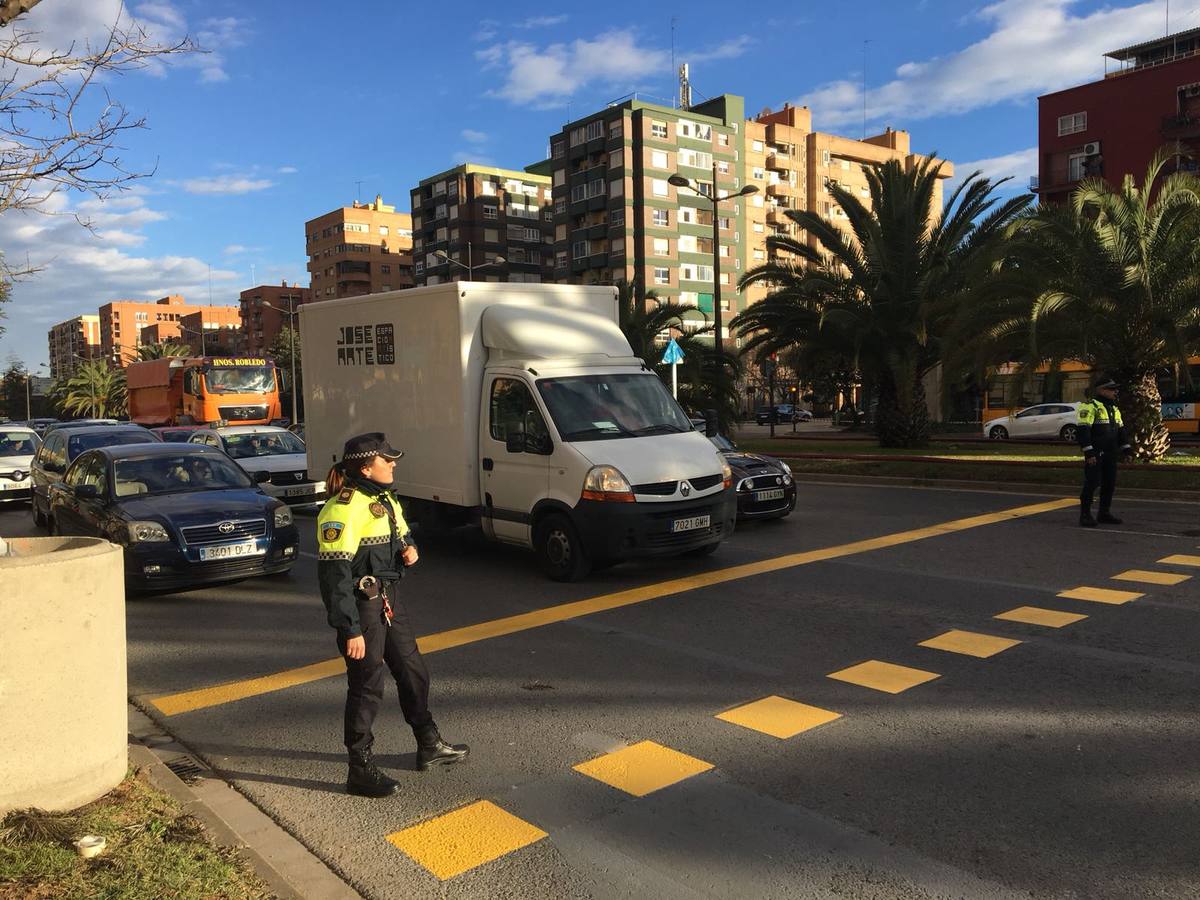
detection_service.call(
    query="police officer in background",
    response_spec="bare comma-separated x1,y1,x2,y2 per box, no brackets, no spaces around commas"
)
317,433,468,798
1076,376,1132,528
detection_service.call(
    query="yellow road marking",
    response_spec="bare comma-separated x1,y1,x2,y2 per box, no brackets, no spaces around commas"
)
1158,554,1200,567
827,660,941,694
386,800,546,881
150,496,1075,716
572,740,713,796
918,629,1022,658
994,607,1088,628
715,696,841,739
1058,586,1144,605
1112,569,1192,586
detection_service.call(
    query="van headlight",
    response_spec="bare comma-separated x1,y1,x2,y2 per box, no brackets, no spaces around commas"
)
273,505,293,527
719,455,732,489
581,465,635,503
127,521,170,543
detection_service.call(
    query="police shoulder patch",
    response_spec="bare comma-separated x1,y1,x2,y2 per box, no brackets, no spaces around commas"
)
321,522,344,543
335,487,355,504
368,501,386,518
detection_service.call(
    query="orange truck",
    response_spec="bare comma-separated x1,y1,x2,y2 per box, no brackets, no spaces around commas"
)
126,356,283,426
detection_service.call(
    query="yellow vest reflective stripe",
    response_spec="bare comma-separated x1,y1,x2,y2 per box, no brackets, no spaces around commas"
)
316,489,409,560
1077,400,1122,426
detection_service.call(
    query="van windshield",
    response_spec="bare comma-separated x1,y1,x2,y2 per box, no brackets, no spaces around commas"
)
203,366,276,394
536,374,693,442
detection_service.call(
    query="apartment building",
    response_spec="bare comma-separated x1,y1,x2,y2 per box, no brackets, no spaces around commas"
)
410,164,553,286
47,314,101,380
177,309,242,354
97,295,242,366
237,283,312,355
548,94,750,338
1036,26,1200,203
305,195,414,300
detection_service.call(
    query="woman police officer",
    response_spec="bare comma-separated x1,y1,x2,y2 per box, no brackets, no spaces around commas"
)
317,432,468,798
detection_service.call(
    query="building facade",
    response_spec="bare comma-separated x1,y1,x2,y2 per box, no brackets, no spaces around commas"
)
305,195,414,300
177,309,242,355
47,314,101,380
237,282,312,356
97,296,241,366
1036,27,1200,203
410,164,553,286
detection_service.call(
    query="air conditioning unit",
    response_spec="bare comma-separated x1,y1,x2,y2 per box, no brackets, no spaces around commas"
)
1083,141,1101,156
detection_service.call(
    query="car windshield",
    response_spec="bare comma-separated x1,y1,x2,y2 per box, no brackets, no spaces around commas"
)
223,431,304,458
67,432,155,459
113,453,252,497
203,365,276,394
709,435,735,451
0,431,39,456
536,373,693,442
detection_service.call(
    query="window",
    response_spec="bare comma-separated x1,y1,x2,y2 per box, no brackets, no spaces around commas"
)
553,168,566,187
678,234,696,253
345,222,368,233
678,207,696,224
571,184,586,203
651,208,669,227
588,179,604,198
611,209,624,226
653,237,670,256
484,228,499,243
1058,112,1087,136
381,264,391,273
718,132,730,147
678,149,712,170
530,250,542,264
379,225,389,235
586,120,604,140
525,227,540,241
821,150,831,165
1068,154,1087,181
489,378,551,453
610,237,625,255
555,251,568,269
609,149,624,168
651,149,669,169
718,216,731,230
552,141,565,159
609,121,623,139
753,249,766,261
510,248,526,262
569,127,586,146
434,181,446,195
752,140,764,153
717,160,730,175
654,267,670,285
609,179,623,198
573,240,589,259
650,120,668,139
840,159,851,171
753,222,765,233
480,181,497,196
555,197,566,215
652,178,669,197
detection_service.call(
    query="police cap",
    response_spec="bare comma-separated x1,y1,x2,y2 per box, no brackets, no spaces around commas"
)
1092,374,1119,390
341,432,403,463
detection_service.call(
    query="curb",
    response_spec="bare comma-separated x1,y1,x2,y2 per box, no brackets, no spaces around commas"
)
771,451,1200,471
791,471,1200,502
129,705,361,900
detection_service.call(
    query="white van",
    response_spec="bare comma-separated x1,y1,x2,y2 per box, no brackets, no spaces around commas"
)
300,282,735,580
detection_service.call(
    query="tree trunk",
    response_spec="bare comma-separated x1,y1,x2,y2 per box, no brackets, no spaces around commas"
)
875,370,930,448
1123,371,1171,461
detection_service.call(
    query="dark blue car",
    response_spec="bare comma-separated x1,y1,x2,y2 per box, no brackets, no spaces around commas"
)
47,443,300,592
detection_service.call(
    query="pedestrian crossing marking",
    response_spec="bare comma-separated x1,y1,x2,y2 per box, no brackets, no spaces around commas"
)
827,660,940,694
386,800,547,881
572,740,713,797
918,630,1022,658
1112,569,1191,586
994,607,1088,628
1057,586,1143,605
1158,554,1200,568
715,696,841,739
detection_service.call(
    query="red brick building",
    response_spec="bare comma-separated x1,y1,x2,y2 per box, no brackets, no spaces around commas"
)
238,282,312,356
1036,27,1200,204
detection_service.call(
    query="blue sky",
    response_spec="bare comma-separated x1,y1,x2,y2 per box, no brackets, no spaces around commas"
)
1,0,1196,372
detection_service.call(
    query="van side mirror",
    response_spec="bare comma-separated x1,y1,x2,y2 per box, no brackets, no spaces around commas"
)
505,432,525,454
254,470,272,483
73,484,100,500
704,409,718,438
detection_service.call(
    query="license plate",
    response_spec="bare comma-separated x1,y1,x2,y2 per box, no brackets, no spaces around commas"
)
285,485,315,497
198,540,263,561
1,479,23,489
671,514,711,533
754,489,785,502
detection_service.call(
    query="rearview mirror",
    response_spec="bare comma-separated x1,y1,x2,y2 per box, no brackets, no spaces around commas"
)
505,432,525,454
73,484,99,500
254,470,272,483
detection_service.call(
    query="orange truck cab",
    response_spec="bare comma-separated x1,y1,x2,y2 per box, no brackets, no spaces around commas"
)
126,356,283,427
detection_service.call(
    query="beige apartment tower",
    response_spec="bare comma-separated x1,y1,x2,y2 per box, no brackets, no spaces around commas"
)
305,195,414,300
48,315,101,380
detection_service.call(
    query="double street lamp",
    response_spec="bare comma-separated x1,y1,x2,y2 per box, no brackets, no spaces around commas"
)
434,242,506,279
258,298,301,427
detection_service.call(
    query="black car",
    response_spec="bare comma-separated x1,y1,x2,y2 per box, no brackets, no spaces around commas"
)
30,424,159,528
47,443,299,592
710,434,796,520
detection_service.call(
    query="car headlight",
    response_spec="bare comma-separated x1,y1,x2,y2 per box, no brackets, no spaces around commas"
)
719,455,733,488
127,520,170,543
581,465,634,502
782,474,793,486
780,460,792,476
273,505,293,527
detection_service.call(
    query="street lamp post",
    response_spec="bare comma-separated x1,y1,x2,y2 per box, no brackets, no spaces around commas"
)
260,298,300,427
434,242,506,279
24,364,45,421
177,324,207,355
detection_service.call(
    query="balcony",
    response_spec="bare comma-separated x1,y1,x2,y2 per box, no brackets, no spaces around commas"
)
766,181,795,198
766,152,791,172
766,208,790,225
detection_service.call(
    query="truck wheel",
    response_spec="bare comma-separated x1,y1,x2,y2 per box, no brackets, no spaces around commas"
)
534,513,591,582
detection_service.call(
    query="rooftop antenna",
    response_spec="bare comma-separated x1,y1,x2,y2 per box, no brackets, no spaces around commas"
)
671,16,677,107
250,263,255,288
355,180,363,203
862,39,872,139
679,62,691,112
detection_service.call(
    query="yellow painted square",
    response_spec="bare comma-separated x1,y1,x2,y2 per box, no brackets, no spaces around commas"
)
572,740,713,797
386,800,547,881
1112,569,1192,586
918,629,1022,658
826,660,940,694
715,695,842,739
1057,586,1143,605
1158,554,1200,568
994,606,1088,628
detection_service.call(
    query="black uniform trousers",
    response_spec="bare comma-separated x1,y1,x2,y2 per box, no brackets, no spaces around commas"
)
1081,449,1118,514
341,591,435,754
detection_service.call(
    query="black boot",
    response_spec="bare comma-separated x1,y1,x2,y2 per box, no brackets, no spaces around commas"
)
347,748,400,798
1079,509,1097,528
415,727,469,771
1097,511,1123,525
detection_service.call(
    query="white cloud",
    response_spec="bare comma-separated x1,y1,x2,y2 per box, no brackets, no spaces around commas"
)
687,35,754,62
946,146,1039,195
277,166,299,174
461,129,488,144
179,175,274,195
479,30,668,107
475,14,567,41
519,15,568,28
222,244,263,256
801,0,1200,129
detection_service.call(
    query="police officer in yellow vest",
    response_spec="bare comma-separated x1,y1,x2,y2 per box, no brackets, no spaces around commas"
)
1076,376,1132,528
317,433,468,798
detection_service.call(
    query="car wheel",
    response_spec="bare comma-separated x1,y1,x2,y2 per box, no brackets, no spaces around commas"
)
31,497,46,529
48,517,60,536
1060,424,1078,443
534,513,591,582
988,425,1009,440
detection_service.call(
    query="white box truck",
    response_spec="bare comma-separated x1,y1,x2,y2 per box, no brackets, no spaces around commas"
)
300,282,736,580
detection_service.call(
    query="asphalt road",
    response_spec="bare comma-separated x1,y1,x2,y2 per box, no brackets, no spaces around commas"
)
4,482,1199,899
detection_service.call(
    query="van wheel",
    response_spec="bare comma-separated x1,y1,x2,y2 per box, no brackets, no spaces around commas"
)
534,513,591,582
1060,424,1078,442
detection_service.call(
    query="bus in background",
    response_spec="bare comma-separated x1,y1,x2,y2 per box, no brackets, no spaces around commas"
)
127,356,283,427
981,358,1200,435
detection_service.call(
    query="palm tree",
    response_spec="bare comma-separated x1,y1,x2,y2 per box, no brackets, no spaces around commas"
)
58,359,126,418
136,340,191,360
962,147,1200,460
733,157,1032,447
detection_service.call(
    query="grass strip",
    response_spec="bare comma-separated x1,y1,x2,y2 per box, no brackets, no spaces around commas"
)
0,768,274,900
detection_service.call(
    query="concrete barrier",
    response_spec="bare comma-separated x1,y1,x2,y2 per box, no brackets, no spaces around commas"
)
0,536,126,814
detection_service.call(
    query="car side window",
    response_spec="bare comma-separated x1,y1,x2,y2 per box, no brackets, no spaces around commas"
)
82,456,108,495
490,378,551,454
43,434,65,471
1015,406,1043,419
64,453,93,487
